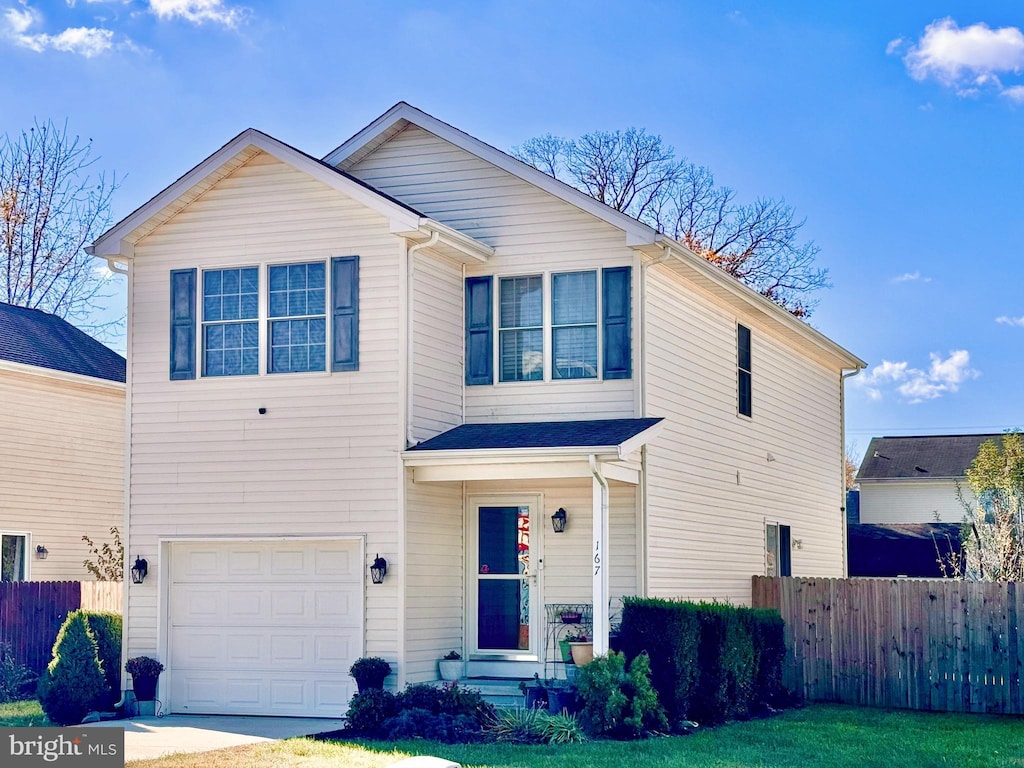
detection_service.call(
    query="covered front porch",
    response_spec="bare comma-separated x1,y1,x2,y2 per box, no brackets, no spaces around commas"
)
401,418,662,684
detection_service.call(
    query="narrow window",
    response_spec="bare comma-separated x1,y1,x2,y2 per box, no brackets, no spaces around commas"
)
738,324,752,417
765,523,791,577
202,267,259,377
552,271,597,379
1,534,27,582
268,262,327,373
499,275,543,382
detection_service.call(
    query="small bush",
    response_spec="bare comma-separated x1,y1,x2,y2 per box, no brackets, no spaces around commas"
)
438,681,495,723
692,603,757,724
0,645,35,704
747,609,786,707
37,611,109,725
539,709,588,744
381,708,481,743
396,683,443,714
85,612,122,709
576,651,667,739
344,689,397,735
485,707,587,744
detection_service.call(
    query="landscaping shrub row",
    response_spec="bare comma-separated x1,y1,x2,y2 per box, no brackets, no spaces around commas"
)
619,597,786,727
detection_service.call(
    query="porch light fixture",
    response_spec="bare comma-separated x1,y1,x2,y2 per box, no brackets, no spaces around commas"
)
551,508,568,534
370,554,388,584
35,545,48,560
131,556,149,585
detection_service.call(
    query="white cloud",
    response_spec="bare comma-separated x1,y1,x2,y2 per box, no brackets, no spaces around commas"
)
857,350,979,404
1002,85,1024,103
996,315,1024,326
2,6,115,57
886,37,905,56
892,271,932,283
147,0,246,27
902,18,1024,100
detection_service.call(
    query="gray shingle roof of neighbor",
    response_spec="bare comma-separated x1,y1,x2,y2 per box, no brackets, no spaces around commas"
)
407,418,664,451
0,302,126,383
857,434,1007,480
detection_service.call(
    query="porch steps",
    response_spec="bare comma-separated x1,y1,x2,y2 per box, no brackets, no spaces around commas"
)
436,678,527,709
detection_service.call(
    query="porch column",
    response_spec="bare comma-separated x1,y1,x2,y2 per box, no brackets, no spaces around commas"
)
591,458,609,655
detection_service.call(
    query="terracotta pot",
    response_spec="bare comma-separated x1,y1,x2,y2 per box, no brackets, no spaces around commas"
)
568,641,594,666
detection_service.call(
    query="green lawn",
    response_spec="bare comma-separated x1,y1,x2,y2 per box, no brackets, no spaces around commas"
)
0,700,52,727
127,705,1024,768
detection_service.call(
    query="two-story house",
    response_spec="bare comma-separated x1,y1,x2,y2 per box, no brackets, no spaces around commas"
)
89,103,864,717
0,302,125,581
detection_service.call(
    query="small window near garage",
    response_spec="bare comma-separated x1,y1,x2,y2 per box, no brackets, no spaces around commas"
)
738,324,752,417
765,523,791,577
1,534,27,582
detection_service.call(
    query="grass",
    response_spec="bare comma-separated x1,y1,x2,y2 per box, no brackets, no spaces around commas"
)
124,704,1024,768
0,700,52,727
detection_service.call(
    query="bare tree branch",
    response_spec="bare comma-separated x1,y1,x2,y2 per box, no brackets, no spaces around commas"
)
0,119,119,323
512,128,829,317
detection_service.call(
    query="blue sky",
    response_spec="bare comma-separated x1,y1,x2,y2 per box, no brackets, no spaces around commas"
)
3,0,1022,457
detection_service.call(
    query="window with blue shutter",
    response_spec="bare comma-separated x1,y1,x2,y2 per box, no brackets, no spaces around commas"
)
201,267,259,377
268,262,327,373
331,255,359,372
465,276,493,385
552,271,597,379
169,268,196,380
602,266,631,379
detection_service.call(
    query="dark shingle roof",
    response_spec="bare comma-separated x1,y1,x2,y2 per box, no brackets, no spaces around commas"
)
0,303,126,383
408,418,663,452
847,523,961,578
857,434,1005,480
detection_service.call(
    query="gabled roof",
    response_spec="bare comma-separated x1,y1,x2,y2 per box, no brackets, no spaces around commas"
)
325,102,865,371
0,303,126,383
407,418,663,452
857,434,1005,481
90,128,493,265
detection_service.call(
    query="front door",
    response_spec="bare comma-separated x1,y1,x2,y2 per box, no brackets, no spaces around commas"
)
470,499,538,660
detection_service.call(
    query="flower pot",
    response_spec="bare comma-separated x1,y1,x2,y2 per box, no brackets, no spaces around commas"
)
558,639,573,664
438,659,464,681
568,641,594,666
523,685,547,709
547,687,576,714
132,674,158,702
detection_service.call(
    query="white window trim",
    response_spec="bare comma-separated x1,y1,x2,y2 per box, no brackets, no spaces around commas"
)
493,269,604,385
197,260,333,379
0,531,31,582
737,321,753,419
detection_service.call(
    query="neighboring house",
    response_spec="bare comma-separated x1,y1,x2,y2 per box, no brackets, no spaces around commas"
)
89,102,864,717
856,434,999,523
0,302,125,581
847,523,961,578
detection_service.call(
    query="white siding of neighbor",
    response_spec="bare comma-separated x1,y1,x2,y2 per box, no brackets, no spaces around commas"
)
643,263,845,605
127,151,403,663
346,125,637,423
411,251,463,443
404,475,463,683
859,480,969,523
0,369,124,581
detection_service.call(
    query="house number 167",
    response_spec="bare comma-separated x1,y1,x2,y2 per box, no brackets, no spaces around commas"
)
594,540,601,576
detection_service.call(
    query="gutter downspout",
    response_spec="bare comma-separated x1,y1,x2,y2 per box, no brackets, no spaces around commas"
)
404,230,440,447
840,368,862,578
590,455,610,655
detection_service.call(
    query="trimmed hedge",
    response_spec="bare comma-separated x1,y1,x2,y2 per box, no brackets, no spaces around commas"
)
620,597,787,728
86,612,123,710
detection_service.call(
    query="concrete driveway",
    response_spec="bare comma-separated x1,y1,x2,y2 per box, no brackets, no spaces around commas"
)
87,714,346,761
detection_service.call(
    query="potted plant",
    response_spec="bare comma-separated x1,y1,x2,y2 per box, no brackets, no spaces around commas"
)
519,673,547,709
559,609,582,624
545,677,578,714
566,628,594,666
124,656,164,702
349,656,391,693
438,650,463,681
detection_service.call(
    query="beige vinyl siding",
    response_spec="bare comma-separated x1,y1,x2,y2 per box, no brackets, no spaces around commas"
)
0,369,123,581
127,151,403,660
404,474,463,683
347,125,637,423
643,263,844,604
411,251,462,443
859,480,969,523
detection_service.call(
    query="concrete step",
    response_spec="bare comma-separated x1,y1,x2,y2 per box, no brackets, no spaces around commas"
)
434,678,527,709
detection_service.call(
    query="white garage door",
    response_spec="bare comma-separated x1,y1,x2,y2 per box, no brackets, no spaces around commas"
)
168,539,363,717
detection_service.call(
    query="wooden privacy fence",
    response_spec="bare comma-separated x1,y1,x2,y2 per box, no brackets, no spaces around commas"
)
752,576,1024,714
0,581,123,675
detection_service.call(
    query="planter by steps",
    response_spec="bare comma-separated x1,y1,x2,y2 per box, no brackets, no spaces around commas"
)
568,641,594,666
438,659,464,681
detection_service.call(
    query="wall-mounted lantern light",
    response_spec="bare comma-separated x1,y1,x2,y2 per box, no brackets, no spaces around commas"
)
35,545,48,560
551,508,568,534
370,554,388,584
131,556,149,584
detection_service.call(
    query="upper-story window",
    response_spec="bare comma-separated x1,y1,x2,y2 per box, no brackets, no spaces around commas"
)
738,323,752,417
465,266,631,386
169,256,358,381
